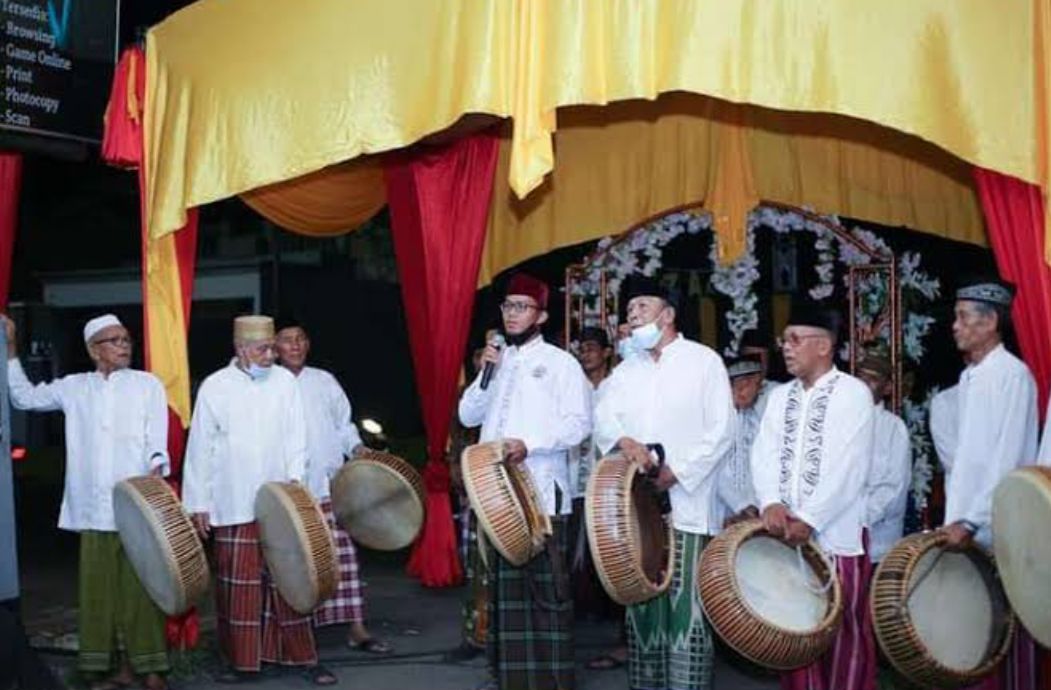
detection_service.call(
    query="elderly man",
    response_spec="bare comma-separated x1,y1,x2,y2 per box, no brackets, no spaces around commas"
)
716,354,767,528
854,352,911,564
183,315,335,686
273,319,391,655
459,273,592,690
594,276,734,690
4,314,169,690
750,302,875,690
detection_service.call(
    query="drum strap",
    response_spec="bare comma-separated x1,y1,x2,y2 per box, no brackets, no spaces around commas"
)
797,546,836,594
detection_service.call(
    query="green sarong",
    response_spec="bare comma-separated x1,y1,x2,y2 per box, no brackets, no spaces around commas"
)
627,530,712,690
78,531,168,675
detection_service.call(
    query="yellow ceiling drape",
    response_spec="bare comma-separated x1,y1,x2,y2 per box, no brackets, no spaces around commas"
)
144,0,1047,258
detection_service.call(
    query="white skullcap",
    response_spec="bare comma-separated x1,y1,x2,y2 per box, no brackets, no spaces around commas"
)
83,314,123,343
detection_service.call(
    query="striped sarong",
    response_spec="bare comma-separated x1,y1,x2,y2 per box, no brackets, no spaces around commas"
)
214,522,318,671
77,531,168,675
488,516,573,690
313,501,365,626
627,530,712,690
461,508,490,648
781,551,875,690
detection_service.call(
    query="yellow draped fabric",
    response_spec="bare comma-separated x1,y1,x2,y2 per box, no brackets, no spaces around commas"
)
240,158,386,237
478,95,984,285
144,0,1048,257
143,229,192,425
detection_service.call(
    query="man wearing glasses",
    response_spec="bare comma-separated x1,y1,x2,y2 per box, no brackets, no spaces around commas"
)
750,301,875,690
4,314,170,690
183,316,335,686
459,273,592,690
593,275,733,690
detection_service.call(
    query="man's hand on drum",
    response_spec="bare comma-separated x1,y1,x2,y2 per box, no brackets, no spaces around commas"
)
504,438,528,465
191,512,211,538
784,518,813,547
761,503,791,537
942,522,974,551
617,437,653,470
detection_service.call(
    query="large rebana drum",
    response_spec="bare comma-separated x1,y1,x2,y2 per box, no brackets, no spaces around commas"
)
698,519,843,670
254,482,338,614
330,449,425,550
993,466,1051,648
871,531,1014,688
462,441,551,567
113,476,210,616
585,452,673,605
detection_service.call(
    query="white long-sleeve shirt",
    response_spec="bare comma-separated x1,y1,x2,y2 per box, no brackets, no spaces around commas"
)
1038,394,1051,466
715,403,763,525
865,403,911,563
751,368,874,556
458,336,592,516
930,385,959,474
594,335,734,534
567,377,607,500
944,345,1038,546
294,366,363,500
7,359,170,532
183,361,308,527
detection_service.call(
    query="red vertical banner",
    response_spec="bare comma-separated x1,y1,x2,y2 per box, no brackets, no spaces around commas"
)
0,154,22,311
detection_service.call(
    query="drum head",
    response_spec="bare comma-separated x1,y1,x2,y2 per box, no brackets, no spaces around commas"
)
993,467,1051,648
113,480,193,615
331,455,424,551
906,550,996,672
255,483,332,614
735,536,828,633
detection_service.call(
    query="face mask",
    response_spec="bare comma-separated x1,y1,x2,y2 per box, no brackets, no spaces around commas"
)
247,363,272,381
617,337,640,360
631,321,662,351
505,324,540,348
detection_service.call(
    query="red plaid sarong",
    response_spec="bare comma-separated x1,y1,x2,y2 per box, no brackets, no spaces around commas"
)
313,501,365,626
213,523,318,671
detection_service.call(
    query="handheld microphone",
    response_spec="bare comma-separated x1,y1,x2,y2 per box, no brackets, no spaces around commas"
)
480,333,505,390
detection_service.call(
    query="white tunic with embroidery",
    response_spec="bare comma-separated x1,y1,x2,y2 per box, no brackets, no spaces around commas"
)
865,403,911,562
183,361,308,527
458,336,592,517
594,335,734,535
714,402,764,524
294,366,363,500
7,360,170,532
567,378,606,500
943,345,1038,546
751,368,874,556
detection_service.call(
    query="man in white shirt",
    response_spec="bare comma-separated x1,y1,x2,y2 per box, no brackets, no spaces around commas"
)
4,314,169,690
458,273,592,690
941,278,1038,551
750,302,875,690
855,352,911,564
716,354,766,529
273,319,391,655
740,329,780,407
183,316,335,686
594,276,734,690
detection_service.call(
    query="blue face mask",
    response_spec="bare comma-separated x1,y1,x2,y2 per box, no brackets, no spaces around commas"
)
247,363,272,381
630,321,663,351
617,337,640,360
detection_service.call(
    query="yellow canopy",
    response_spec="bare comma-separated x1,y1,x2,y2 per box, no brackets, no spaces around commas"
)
144,0,1050,257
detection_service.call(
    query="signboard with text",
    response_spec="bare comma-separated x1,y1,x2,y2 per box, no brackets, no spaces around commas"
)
2,0,120,144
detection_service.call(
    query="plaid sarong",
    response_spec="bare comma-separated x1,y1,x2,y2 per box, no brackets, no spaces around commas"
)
461,507,490,647
313,501,365,626
488,516,574,690
627,530,712,690
78,531,168,675
214,522,318,671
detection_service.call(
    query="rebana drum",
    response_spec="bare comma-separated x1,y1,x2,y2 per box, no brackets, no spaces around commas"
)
254,482,338,614
870,531,1014,688
113,476,210,616
698,519,843,670
330,449,425,551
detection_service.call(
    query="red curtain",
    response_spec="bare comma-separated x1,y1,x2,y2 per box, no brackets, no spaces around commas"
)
974,168,1051,422
0,154,21,310
385,132,500,587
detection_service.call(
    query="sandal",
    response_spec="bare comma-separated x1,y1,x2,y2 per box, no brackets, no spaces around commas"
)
585,653,626,671
304,664,337,686
347,637,393,654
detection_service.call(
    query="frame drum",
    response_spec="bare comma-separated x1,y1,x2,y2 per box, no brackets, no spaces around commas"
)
254,482,338,614
993,466,1051,648
113,476,210,616
870,532,1014,688
585,452,673,605
461,441,550,567
330,450,425,551
698,519,843,670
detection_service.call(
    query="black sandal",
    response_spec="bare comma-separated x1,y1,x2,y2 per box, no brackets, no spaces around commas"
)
305,664,337,686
